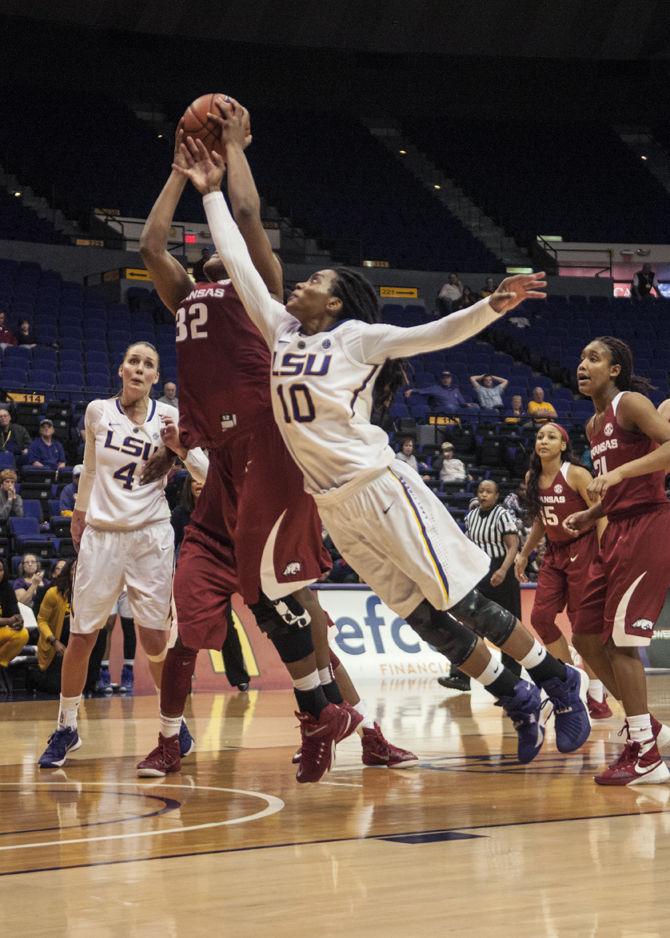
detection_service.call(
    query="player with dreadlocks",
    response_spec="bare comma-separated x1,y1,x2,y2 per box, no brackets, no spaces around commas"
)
561,336,670,784
515,422,611,718
174,102,595,770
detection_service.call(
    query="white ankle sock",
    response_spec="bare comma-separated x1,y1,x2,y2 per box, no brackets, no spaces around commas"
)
628,713,653,744
318,667,333,685
293,670,320,692
519,640,547,671
58,694,81,730
476,656,503,686
101,660,110,669
159,713,183,738
353,697,375,731
588,679,604,703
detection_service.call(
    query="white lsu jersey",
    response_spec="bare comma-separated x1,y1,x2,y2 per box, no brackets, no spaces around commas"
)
75,397,171,530
203,191,500,504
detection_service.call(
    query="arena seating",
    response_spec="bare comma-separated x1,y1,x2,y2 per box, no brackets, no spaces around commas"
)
0,190,68,245
402,118,670,246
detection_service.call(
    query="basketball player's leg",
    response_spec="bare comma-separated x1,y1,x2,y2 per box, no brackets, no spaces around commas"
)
584,514,670,784
39,528,126,768
123,523,175,690
137,527,234,777
297,587,419,768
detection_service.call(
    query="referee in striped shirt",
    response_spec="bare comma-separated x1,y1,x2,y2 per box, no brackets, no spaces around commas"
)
439,479,522,691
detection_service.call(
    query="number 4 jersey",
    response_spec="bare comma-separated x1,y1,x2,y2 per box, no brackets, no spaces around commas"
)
76,397,172,530
176,280,272,450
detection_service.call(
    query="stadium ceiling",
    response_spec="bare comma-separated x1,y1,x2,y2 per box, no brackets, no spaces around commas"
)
6,0,670,60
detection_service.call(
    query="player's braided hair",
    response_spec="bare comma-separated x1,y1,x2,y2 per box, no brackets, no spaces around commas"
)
523,428,581,524
331,268,406,408
594,336,653,395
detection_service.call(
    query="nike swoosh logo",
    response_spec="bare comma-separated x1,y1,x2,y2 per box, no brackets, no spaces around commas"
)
382,503,394,514
570,555,579,562
304,726,328,737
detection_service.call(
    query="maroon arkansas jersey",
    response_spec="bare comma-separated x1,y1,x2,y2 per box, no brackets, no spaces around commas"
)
176,280,271,449
589,391,667,518
538,462,588,544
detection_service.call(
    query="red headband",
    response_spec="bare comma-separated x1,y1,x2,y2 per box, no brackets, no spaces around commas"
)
544,422,570,444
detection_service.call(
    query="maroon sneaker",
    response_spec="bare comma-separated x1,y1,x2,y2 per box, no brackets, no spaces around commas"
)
136,733,181,778
292,702,363,768
594,739,669,786
587,693,613,720
361,722,419,769
296,703,355,783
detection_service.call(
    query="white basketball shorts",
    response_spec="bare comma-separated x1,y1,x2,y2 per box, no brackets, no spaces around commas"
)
318,460,490,618
72,521,174,634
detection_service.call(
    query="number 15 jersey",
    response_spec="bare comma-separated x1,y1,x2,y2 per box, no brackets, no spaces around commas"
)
76,397,171,530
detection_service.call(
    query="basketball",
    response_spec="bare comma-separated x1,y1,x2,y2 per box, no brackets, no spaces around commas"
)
180,93,251,158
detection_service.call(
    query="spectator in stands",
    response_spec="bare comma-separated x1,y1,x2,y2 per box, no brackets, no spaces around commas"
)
75,413,86,459
405,370,469,414
469,373,508,411
436,273,463,316
27,418,66,470
396,437,419,470
0,469,23,520
433,442,467,484
59,464,83,513
480,277,495,298
526,386,558,427
171,474,204,557
0,407,31,458
192,247,211,282
396,438,430,478
455,285,477,310
32,560,74,695
16,319,37,347
158,381,178,408
631,263,656,300
14,554,46,609
0,310,16,350
504,394,526,425
0,558,28,693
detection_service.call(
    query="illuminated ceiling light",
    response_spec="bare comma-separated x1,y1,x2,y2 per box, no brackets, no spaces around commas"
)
13,190,21,197
398,148,407,155
641,155,648,160
433,184,441,190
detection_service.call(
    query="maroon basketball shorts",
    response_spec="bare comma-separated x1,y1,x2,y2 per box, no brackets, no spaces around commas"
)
530,531,599,644
209,417,331,607
173,524,238,651
575,505,670,647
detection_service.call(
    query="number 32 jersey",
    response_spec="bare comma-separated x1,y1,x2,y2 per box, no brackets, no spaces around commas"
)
77,397,171,530
176,280,271,450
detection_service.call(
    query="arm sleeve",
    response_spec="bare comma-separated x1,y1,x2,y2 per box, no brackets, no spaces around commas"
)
203,191,296,349
0,497,11,522
1,583,19,618
499,509,519,535
26,440,39,462
355,298,501,365
14,495,23,518
74,401,103,513
184,447,209,485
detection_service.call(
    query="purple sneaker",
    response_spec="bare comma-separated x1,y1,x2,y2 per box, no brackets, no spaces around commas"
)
497,680,545,764
542,665,591,753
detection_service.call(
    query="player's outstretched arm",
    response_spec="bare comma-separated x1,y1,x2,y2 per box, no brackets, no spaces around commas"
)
140,126,193,315
173,136,294,350
208,101,283,300
356,273,547,364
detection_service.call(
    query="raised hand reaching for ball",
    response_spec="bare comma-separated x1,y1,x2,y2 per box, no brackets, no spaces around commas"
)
173,136,226,194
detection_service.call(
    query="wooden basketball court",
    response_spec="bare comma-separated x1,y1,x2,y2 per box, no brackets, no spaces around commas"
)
2,677,670,936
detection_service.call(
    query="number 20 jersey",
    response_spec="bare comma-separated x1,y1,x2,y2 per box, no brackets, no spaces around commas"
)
83,397,171,530
176,280,272,449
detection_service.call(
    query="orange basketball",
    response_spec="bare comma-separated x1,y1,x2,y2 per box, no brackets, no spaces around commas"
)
180,93,250,159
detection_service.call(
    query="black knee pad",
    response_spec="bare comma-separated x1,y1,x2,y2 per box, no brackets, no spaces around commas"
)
450,589,517,646
406,601,478,667
249,593,314,663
